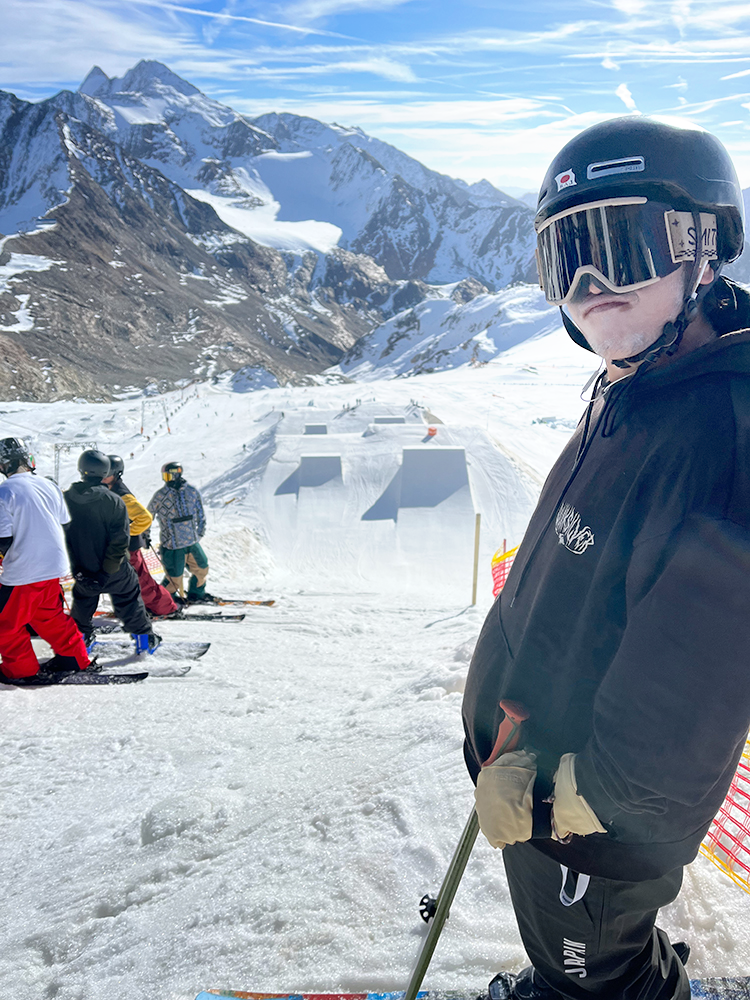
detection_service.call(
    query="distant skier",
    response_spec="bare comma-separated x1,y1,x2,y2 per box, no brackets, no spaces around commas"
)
464,119,750,1000
102,455,179,618
0,438,92,683
148,462,212,603
64,450,159,649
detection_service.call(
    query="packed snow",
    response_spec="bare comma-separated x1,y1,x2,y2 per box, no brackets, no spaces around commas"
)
1,323,748,1000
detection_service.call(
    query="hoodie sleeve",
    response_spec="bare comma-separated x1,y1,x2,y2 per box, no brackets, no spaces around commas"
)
574,511,750,835
148,490,158,515
574,376,750,840
192,486,206,537
121,492,153,536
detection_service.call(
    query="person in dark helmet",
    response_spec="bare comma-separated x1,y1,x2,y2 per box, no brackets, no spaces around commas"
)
148,461,211,603
64,450,159,650
102,455,178,618
0,438,92,683
464,117,750,1000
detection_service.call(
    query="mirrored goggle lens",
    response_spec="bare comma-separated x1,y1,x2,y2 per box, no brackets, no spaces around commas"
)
536,200,717,305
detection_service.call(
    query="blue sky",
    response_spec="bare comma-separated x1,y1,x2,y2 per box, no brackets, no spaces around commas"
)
4,0,750,192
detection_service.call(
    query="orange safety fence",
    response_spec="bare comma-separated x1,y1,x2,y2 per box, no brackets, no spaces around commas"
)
491,544,519,598
700,735,750,894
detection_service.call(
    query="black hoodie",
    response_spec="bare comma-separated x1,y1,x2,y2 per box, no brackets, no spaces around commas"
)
64,480,130,577
463,283,750,881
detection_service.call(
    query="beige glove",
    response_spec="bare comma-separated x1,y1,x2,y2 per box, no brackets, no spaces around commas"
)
474,749,537,849
551,752,607,842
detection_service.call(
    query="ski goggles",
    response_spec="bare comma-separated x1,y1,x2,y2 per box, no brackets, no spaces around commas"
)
535,198,718,305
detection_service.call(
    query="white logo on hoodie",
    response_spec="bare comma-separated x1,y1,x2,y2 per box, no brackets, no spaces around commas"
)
555,503,595,554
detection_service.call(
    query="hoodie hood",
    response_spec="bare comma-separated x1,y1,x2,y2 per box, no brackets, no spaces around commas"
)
68,481,109,502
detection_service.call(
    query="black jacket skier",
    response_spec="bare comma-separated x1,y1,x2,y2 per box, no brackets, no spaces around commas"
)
463,298,750,882
65,450,153,644
64,481,130,579
464,118,750,1000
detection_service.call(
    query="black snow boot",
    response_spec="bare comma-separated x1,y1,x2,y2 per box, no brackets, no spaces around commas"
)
484,968,564,1000
187,591,217,604
482,946,690,1000
40,653,81,674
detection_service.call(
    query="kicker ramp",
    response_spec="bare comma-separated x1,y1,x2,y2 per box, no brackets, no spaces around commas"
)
275,454,342,496
364,447,476,593
363,447,470,520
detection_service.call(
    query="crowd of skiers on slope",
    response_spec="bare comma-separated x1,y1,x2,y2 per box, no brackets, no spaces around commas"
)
0,440,212,684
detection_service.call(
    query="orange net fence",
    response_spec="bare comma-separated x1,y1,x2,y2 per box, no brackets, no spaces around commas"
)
700,735,750,894
60,547,163,594
491,544,519,598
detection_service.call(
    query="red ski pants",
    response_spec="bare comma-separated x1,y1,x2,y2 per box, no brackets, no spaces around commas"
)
129,550,178,616
0,579,90,679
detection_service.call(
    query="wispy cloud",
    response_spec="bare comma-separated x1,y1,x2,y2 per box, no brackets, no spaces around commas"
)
281,0,413,22
3,0,750,189
126,0,348,35
615,82,638,111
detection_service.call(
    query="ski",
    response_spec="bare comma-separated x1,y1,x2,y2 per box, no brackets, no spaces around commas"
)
89,639,210,661
191,598,275,607
156,611,246,622
196,982,750,1000
2,670,149,687
93,612,244,633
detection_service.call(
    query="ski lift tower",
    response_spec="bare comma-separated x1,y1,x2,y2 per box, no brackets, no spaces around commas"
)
53,441,98,485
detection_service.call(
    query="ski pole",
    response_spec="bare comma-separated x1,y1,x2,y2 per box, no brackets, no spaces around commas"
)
403,700,529,1000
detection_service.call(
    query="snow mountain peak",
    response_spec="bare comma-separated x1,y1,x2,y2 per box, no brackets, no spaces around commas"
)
79,60,201,100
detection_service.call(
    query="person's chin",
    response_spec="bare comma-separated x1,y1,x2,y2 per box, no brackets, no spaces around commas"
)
590,332,658,360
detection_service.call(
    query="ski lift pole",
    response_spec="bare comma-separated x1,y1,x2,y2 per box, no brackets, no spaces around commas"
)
471,513,481,605
403,700,529,1000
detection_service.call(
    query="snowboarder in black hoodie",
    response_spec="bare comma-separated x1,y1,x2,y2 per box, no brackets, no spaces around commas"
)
64,450,158,649
464,118,750,1000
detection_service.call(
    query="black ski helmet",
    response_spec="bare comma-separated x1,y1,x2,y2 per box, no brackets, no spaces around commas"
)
535,117,745,354
107,454,125,477
161,461,183,484
0,437,35,475
78,449,110,481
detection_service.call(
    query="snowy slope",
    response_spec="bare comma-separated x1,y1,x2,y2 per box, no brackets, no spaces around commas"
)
0,331,748,999
335,284,563,380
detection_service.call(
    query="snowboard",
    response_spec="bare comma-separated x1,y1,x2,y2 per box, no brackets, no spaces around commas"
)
196,983,750,1000
102,662,191,678
89,637,211,670
2,670,149,686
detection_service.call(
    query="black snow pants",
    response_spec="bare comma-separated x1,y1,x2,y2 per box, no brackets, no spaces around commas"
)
71,561,151,639
502,841,690,1000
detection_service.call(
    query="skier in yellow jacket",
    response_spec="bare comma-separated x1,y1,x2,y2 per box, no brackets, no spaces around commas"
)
102,456,179,618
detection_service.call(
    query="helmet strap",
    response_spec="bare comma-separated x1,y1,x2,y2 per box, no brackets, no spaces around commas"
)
611,210,706,371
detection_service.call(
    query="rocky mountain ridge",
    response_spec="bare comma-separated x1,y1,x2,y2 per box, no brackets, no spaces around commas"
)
0,61,537,400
